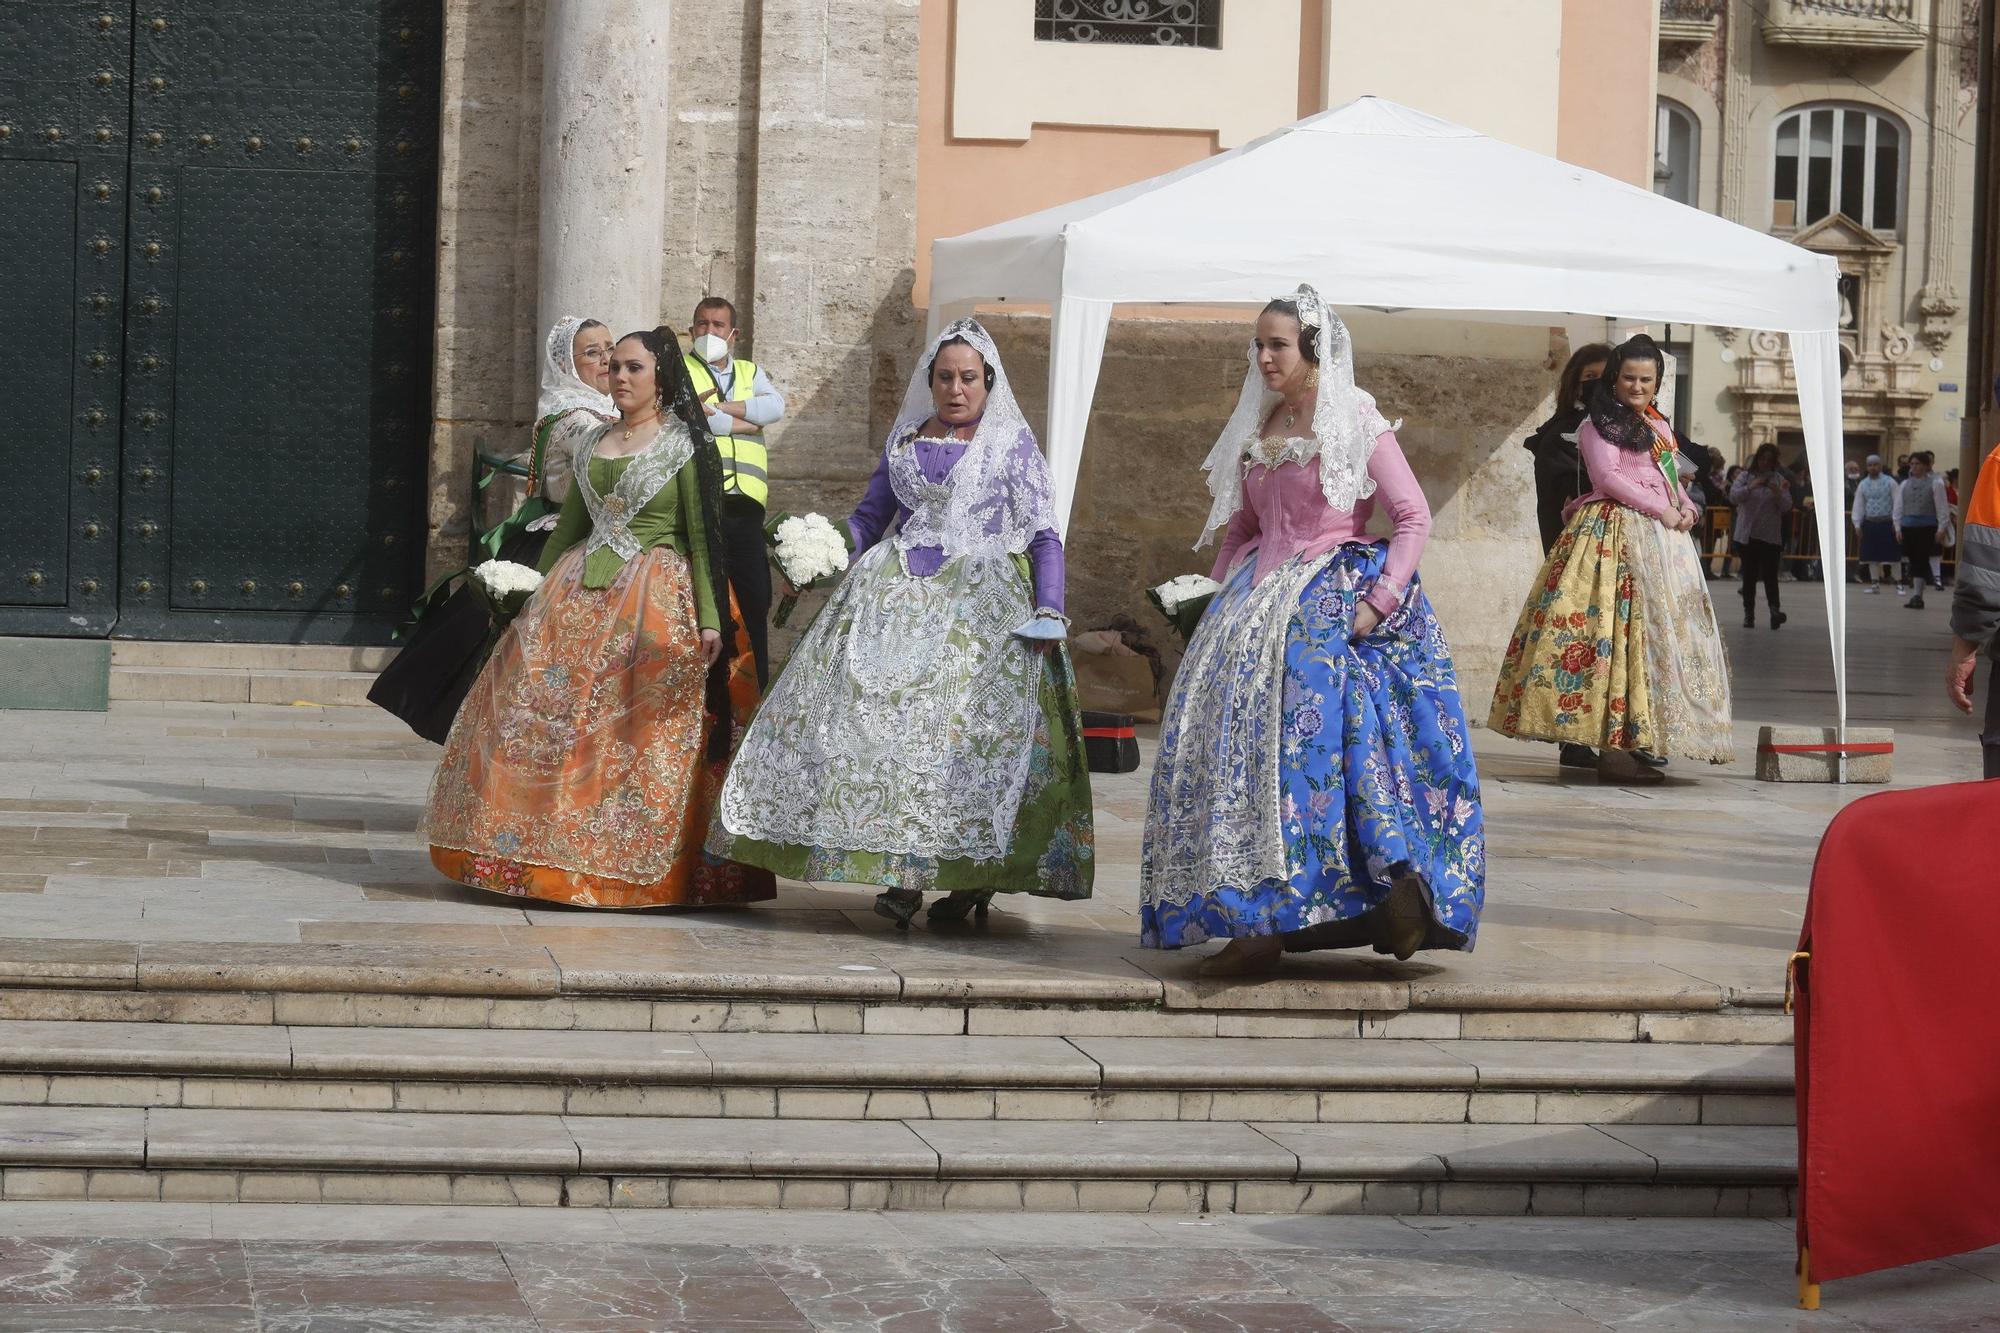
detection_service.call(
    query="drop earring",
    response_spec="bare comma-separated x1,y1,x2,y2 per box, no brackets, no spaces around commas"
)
1306,367,1321,389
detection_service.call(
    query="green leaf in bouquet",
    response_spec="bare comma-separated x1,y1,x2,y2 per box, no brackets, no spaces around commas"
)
1147,585,1216,644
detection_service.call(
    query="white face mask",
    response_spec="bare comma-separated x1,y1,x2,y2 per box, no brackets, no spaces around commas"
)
693,333,729,364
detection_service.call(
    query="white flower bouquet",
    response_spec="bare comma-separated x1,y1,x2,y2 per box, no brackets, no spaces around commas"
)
1147,573,1221,643
470,559,543,626
765,511,851,626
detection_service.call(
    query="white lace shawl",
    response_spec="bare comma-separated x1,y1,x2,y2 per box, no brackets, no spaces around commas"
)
1196,285,1397,548
886,319,1056,562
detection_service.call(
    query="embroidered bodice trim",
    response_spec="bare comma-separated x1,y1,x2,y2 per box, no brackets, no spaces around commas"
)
573,420,695,562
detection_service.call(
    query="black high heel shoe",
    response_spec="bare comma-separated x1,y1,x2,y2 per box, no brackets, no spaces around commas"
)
873,888,922,931
926,889,993,924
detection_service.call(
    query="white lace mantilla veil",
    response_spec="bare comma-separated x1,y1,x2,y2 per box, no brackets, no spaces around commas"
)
1195,284,1398,549
887,318,1056,561
537,315,615,426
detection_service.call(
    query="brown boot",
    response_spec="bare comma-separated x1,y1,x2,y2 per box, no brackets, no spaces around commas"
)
1199,936,1283,978
1597,749,1665,786
1373,872,1431,962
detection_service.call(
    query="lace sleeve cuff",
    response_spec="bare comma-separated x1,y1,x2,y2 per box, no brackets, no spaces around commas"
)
1362,579,1403,617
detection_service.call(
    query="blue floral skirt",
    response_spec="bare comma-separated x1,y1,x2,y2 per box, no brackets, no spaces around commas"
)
1140,543,1485,951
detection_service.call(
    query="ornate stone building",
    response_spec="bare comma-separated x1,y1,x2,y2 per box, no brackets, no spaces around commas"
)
427,0,1661,699
1657,0,1981,466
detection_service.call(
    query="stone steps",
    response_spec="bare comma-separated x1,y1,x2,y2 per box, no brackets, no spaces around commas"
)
0,1022,1795,1126
0,939,1792,1041
109,643,398,671
0,1106,1797,1215
108,665,381,706
0,983,1791,1043
106,641,395,705
0,944,1797,1216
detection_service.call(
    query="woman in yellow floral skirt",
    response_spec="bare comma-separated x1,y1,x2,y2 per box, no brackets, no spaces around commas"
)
420,327,775,907
1488,335,1732,784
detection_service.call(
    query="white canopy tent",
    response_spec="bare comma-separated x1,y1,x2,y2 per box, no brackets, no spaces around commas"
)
929,97,1850,732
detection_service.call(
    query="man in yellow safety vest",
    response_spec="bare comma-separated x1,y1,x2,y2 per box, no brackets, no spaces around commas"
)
685,296,788,685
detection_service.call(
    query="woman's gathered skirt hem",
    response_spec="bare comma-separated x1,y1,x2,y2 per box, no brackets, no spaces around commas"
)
430,846,776,911
1140,875,1474,955
715,837,1093,900
1139,542,1485,953
1487,501,1734,764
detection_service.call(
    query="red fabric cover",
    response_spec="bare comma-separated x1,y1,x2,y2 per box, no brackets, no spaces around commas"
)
1796,779,2000,1283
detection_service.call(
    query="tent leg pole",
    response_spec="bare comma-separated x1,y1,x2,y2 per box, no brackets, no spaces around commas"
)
1797,1245,1821,1310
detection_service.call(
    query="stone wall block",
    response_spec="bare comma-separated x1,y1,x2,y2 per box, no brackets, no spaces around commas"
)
760,340,879,463
675,0,756,98
755,131,885,251
691,121,751,256
661,119,703,255
756,1,839,113
435,326,522,415
435,232,520,332
753,255,816,348
1078,415,1225,530
811,262,889,347
430,0,533,575
439,127,528,217
425,420,513,582
822,5,892,124
874,117,920,245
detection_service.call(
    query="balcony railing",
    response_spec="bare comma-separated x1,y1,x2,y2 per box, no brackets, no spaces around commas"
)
1659,0,1722,45
1762,0,1925,50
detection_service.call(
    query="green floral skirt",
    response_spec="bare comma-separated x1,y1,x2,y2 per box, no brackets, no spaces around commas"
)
709,548,1095,898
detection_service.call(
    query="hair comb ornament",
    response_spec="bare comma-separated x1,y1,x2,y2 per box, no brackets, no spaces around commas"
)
1292,283,1328,329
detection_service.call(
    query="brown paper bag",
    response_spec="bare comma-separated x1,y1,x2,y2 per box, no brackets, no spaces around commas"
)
1073,652,1161,723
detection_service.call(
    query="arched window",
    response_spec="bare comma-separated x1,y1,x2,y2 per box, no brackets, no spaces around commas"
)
1654,99,1700,206
1772,104,1904,232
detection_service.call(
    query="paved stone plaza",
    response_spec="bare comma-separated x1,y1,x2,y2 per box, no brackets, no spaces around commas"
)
0,1207,1990,1330
0,583,1979,974
0,585,1992,1327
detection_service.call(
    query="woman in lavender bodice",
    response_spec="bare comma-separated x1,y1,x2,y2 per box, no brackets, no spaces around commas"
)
1140,287,1485,976
712,320,1094,927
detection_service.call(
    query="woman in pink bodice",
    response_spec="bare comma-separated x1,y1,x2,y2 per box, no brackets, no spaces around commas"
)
1488,334,1733,781
1139,286,1486,978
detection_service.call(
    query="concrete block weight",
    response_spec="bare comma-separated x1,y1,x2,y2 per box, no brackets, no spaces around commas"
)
1754,725,1893,783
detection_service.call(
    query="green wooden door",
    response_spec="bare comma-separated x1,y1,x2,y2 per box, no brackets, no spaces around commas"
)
0,2,131,633
0,2,439,643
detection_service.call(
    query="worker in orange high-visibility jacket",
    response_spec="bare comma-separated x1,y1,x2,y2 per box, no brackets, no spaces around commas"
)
1948,387,2000,778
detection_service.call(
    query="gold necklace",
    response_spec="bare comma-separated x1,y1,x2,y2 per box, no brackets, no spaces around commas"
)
619,411,659,446
1256,398,1311,462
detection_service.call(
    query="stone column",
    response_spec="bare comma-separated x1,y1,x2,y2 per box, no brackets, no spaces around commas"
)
537,0,673,343
747,0,924,519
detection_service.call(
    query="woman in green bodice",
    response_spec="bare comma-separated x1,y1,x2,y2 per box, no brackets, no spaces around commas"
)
420,327,775,909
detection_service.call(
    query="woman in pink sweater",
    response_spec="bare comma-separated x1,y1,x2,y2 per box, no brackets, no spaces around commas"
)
1488,334,1733,782
1140,287,1485,977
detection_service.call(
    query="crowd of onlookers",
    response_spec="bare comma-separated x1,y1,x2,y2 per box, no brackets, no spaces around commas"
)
1689,446,1958,617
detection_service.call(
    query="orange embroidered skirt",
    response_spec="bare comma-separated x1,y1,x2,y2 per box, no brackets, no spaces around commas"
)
420,545,776,909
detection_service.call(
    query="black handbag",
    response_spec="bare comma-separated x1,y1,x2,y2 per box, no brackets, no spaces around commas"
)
1081,710,1140,774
